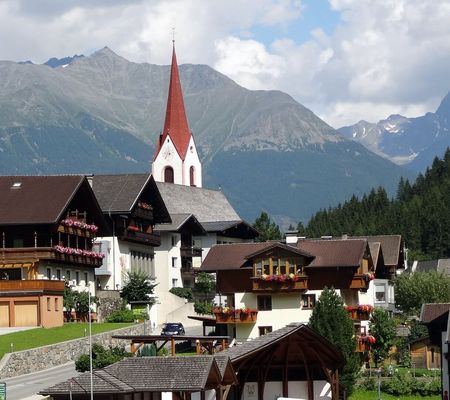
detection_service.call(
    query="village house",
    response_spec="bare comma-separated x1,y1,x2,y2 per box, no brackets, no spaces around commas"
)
200,235,403,350
420,303,450,396
0,175,108,328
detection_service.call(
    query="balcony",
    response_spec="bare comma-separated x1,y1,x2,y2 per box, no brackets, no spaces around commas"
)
57,224,96,239
346,305,373,321
251,275,308,292
350,274,374,290
180,245,202,258
356,335,376,353
120,228,161,246
0,247,103,267
132,207,154,221
0,279,65,294
213,308,258,324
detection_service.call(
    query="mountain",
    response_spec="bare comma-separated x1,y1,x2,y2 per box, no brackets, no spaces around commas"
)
44,55,85,68
0,47,412,225
339,92,450,172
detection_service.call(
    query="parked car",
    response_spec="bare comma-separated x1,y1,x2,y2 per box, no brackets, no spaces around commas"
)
161,322,185,336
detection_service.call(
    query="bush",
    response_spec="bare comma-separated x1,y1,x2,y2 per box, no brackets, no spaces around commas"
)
138,344,157,357
170,287,194,302
75,343,132,371
194,301,214,315
106,309,135,323
356,377,376,391
381,374,441,397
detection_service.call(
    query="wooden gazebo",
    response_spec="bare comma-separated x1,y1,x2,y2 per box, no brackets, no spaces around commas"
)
225,323,344,400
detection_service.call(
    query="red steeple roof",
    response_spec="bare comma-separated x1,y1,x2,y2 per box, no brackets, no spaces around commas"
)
154,44,192,161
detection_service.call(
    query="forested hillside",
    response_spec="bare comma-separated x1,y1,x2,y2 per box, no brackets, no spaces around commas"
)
298,148,450,260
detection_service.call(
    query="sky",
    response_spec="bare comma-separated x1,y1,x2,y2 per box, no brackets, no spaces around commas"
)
1,0,450,128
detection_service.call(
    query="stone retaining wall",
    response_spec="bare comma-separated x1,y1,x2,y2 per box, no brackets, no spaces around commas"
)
0,323,144,379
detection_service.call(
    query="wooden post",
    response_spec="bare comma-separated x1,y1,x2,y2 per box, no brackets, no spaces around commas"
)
196,340,201,354
171,337,175,355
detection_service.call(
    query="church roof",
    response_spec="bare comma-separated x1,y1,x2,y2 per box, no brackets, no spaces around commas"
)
156,182,240,223
154,44,192,161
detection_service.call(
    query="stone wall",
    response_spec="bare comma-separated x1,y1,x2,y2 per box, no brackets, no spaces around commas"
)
0,323,144,379
96,289,122,322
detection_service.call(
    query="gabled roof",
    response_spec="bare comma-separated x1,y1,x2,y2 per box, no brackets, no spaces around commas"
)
416,259,450,275
201,242,273,271
353,235,402,267
40,356,233,396
91,174,171,223
154,45,192,161
245,242,314,259
224,323,344,368
420,303,450,324
155,213,206,234
298,239,367,268
156,182,240,222
0,176,105,229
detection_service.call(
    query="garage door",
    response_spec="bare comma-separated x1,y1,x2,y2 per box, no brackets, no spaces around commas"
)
0,302,9,327
14,301,38,326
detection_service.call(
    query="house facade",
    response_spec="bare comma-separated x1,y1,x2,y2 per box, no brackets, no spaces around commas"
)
201,239,378,343
0,176,108,328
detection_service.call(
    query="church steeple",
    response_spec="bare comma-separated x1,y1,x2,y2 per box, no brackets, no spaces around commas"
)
152,43,203,188
154,43,192,161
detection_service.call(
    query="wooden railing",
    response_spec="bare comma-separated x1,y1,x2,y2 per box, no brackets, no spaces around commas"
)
213,309,258,324
251,275,308,292
120,229,161,246
0,279,65,293
350,274,370,290
0,247,103,267
180,246,202,258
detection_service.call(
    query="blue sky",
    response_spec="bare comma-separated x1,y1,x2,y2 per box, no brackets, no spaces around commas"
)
1,0,450,127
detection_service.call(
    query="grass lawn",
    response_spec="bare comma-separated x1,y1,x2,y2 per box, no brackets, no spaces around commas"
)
349,390,441,400
0,323,134,359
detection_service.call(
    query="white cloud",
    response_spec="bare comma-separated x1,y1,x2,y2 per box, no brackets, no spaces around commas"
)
1,0,450,127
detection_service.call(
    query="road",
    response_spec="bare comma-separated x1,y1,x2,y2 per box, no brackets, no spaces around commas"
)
2,362,79,400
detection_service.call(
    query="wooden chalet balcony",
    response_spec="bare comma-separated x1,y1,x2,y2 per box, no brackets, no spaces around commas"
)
356,336,375,353
180,245,202,258
213,308,258,324
0,247,103,267
57,225,96,239
121,228,161,246
0,279,65,294
350,274,372,290
251,275,308,292
132,207,154,221
346,305,373,321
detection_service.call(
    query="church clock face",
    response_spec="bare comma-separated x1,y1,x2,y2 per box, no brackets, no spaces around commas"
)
162,147,173,160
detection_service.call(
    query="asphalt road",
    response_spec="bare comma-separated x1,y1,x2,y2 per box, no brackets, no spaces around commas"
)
2,362,79,400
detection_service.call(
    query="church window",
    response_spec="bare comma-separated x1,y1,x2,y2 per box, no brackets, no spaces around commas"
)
164,167,174,183
190,166,195,187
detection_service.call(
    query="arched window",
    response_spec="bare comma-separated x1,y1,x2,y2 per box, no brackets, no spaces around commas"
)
164,167,174,183
189,166,195,187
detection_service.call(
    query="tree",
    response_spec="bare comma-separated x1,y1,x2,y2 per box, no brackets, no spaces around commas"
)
121,270,157,304
253,211,282,242
194,272,216,315
394,271,450,315
75,343,132,372
369,308,396,367
309,287,361,394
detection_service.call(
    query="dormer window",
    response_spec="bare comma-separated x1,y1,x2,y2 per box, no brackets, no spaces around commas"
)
253,256,302,277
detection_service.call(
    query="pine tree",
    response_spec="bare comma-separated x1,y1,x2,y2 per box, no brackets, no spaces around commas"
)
253,211,282,242
309,288,361,394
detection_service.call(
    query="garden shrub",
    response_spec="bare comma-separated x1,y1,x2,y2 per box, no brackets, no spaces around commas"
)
170,287,194,301
194,301,214,315
75,343,132,371
106,309,135,323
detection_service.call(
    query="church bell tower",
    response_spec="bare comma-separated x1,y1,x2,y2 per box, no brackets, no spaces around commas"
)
152,43,202,188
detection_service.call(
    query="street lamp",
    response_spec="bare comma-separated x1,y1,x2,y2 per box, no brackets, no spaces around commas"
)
88,282,93,400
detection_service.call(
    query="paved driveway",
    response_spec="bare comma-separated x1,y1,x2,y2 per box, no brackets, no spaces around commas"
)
0,326,36,336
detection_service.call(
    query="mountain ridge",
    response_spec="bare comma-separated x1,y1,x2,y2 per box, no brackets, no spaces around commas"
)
0,47,412,225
